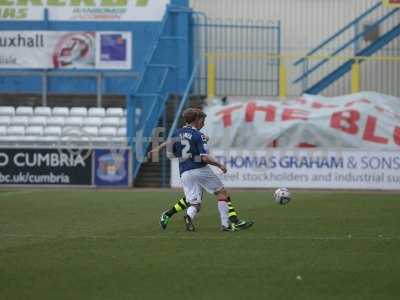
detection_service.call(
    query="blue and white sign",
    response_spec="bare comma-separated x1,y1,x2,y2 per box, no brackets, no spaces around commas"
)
94,149,131,187
171,149,400,190
96,32,132,70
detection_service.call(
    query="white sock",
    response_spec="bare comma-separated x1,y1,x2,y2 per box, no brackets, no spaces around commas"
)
218,201,230,227
187,206,198,220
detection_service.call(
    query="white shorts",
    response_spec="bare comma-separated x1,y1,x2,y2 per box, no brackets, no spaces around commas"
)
181,166,224,205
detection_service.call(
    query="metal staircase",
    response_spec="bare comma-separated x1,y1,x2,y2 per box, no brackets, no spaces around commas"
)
134,94,205,187
126,5,199,183
293,1,400,94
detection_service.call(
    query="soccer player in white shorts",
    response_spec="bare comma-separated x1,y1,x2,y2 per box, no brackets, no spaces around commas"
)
149,108,254,232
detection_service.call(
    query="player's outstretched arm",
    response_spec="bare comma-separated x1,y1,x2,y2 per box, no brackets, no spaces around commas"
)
201,155,227,174
147,140,172,159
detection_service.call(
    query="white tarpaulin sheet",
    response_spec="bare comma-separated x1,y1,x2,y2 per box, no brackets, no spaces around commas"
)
203,92,400,150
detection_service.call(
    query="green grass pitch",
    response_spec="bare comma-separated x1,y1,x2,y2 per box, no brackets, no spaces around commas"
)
0,189,400,300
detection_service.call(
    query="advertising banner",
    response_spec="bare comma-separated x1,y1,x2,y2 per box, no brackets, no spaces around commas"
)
51,32,96,69
170,149,400,190
0,0,168,21
171,92,400,190
0,148,92,185
0,31,131,70
96,32,132,70
94,149,131,187
0,31,47,68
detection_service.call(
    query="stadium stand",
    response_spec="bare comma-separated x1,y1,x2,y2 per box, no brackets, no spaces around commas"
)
106,108,124,118
11,116,29,126
52,107,70,117
0,107,15,116
0,116,10,126
15,106,34,116
88,107,106,117
0,126,6,136
34,107,52,117
0,106,127,146
70,107,88,117
29,116,47,127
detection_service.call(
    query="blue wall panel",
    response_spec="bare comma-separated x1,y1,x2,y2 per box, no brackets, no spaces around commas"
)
0,0,191,97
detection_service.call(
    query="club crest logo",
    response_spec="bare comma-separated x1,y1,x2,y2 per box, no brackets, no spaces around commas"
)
96,152,126,182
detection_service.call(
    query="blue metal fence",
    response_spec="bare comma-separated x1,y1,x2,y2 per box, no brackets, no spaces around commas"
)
192,17,281,97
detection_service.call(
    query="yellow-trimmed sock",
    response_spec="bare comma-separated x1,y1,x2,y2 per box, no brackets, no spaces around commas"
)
166,197,188,217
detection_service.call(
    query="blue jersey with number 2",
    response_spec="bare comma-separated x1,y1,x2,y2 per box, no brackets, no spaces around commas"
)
173,126,208,176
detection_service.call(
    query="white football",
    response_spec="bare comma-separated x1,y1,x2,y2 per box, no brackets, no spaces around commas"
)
274,187,291,205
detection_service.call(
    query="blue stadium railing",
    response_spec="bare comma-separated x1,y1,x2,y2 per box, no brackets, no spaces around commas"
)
293,1,399,94
126,5,193,181
306,23,400,95
168,60,201,141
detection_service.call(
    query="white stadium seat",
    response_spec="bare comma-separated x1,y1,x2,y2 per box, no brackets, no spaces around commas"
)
16,106,33,116
91,136,108,142
36,136,60,144
99,127,117,137
117,127,127,137
82,117,101,127
88,107,105,117
7,126,25,136
102,117,120,127
0,106,128,145
44,126,62,136
34,106,52,116
0,106,15,116
11,116,29,126
60,136,82,143
82,126,98,137
106,108,124,117
113,137,127,143
29,116,47,126
64,117,83,127
21,136,39,142
0,137,17,143
70,107,87,117
0,136,20,143
0,116,11,126
119,117,127,127
63,127,82,136
52,107,69,117
46,116,65,126
26,126,44,136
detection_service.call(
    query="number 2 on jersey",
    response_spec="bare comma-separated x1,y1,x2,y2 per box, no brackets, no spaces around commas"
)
180,139,192,160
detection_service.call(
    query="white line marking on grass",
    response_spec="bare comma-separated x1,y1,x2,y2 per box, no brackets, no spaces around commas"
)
1,234,399,241
0,191,35,197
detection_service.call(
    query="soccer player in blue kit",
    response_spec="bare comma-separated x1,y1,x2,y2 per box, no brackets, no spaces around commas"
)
149,108,254,232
